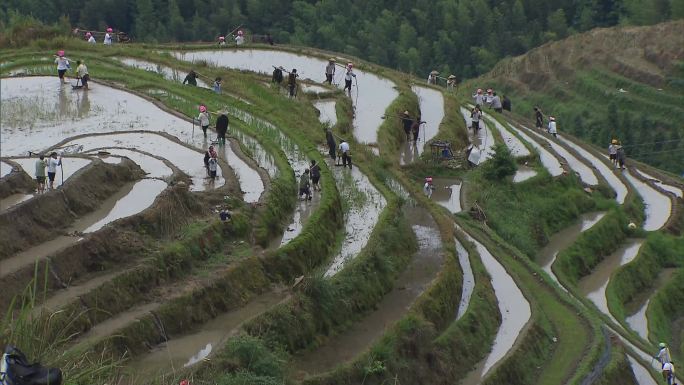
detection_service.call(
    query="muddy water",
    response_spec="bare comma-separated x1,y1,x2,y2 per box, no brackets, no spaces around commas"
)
0,161,12,178
313,100,337,126
524,129,599,185
127,290,288,375
295,205,444,376
430,177,462,214
0,193,33,210
513,166,538,183
172,50,398,145
324,165,387,277
558,137,628,204
59,132,225,192
118,58,210,87
0,180,164,278
88,149,172,179
228,108,315,222
625,268,676,340
460,107,495,164
578,240,644,323
0,77,207,156
538,212,606,284
83,179,167,233
270,194,321,248
458,226,531,383
634,169,683,199
506,124,564,177
410,86,445,156
455,238,475,319
484,117,531,158
301,84,329,94
624,171,671,231
230,130,279,179
627,355,659,385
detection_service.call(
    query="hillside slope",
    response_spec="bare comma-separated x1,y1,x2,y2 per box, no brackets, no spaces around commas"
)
466,20,684,175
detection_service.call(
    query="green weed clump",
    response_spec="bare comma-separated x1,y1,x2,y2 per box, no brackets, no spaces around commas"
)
467,169,600,258
482,143,517,180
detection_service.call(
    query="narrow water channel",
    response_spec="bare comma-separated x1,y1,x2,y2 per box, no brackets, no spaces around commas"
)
294,204,444,376
578,240,644,323
458,226,531,384
558,137,628,203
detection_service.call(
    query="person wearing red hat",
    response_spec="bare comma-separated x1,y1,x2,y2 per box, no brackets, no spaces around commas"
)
104,28,113,45
218,36,226,46
197,105,210,137
54,50,70,84
86,32,96,44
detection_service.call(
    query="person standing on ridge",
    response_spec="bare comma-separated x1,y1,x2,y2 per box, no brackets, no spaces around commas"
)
424,177,433,198
213,77,222,94
534,107,544,130
447,75,457,90
471,106,482,131
490,92,502,113
662,362,675,385
547,116,557,138
235,30,245,45
411,116,422,143
502,95,511,111
288,68,298,98
326,128,336,160
47,152,61,190
104,28,113,45
54,50,70,84
86,32,96,44
183,70,198,86
656,342,672,368
339,139,352,168
473,88,484,106
35,155,47,193
427,70,438,85
76,60,90,90
616,142,626,170
215,111,229,145
325,58,336,85
299,169,312,200
608,139,619,166
484,88,494,106
310,160,321,191
197,105,210,137
344,63,356,97
400,111,413,141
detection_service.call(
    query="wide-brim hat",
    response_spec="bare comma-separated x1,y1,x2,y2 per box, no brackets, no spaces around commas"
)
448,75,456,79
430,70,439,75
329,58,336,62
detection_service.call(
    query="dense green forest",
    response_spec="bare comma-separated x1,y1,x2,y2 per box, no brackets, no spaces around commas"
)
2,0,683,78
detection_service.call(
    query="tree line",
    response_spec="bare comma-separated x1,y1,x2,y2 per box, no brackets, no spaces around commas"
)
2,0,683,78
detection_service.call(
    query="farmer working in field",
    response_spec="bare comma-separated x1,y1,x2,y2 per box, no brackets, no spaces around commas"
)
288,68,298,98
326,128,336,160
325,58,336,85
299,168,312,201
76,60,90,90
400,111,413,142
35,155,46,193
183,70,198,86
47,152,61,189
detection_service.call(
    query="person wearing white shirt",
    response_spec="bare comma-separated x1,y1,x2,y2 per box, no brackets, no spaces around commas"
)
47,152,62,189
547,116,557,138
104,33,112,45
344,63,356,96
662,362,675,385
339,140,351,168
54,50,69,84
